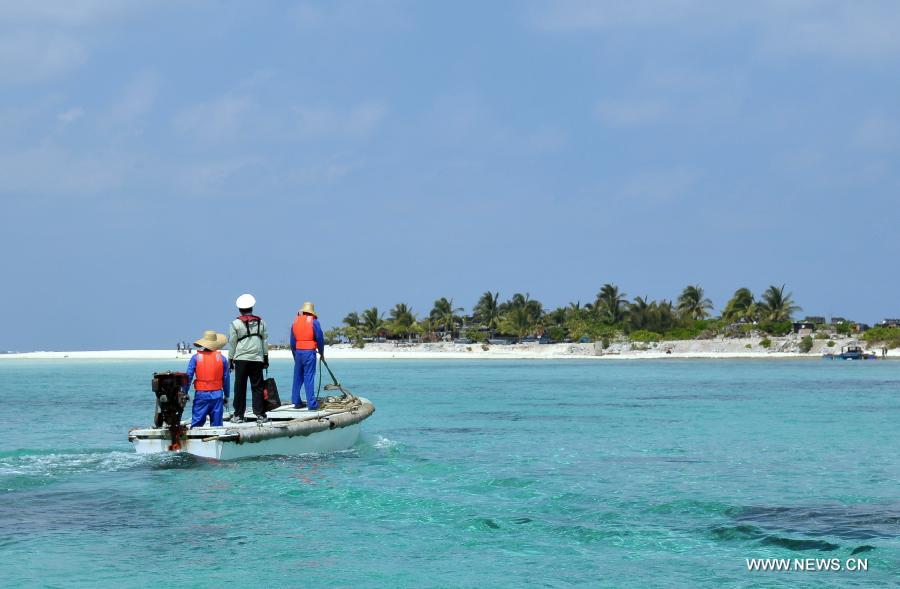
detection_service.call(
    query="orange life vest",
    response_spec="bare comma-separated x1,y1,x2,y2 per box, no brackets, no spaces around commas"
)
194,350,224,391
292,314,318,350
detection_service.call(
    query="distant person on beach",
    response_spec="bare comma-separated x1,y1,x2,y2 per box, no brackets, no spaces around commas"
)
176,342,182,354
183,330,230,428
290,301,325,410
228,293,269,423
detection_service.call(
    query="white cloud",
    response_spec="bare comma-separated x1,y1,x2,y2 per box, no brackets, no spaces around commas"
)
294,102,387,140
291,0,410,31
0,33,87,85
853,114,899,150
0,1,154,85
0,0,147,27
174,94,255,144
524,127,568,154
100,71,161,138
594,99,667,127
0,143,129,195
175,156,266,196
282,158,358,188
57,106,84,125
756,2,900,60
530,0,900,61
110,71,160,122
615,167,700,204
531,0,704,31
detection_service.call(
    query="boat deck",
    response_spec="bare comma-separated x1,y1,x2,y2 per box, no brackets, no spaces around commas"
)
131,403,333,438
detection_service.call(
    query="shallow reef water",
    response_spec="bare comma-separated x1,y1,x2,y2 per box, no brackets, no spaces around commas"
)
0,359,898,587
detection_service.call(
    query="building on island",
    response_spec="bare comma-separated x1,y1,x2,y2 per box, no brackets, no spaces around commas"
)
792,322,816,335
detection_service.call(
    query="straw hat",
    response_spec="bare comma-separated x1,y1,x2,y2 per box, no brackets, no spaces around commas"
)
235,293,256,309
194,330,227,350
300,301,317,316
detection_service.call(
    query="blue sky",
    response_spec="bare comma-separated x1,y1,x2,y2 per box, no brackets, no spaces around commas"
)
3,1,899,350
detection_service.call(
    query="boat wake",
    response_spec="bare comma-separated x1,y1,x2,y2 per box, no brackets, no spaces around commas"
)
366,433,400,450
0,448,197,492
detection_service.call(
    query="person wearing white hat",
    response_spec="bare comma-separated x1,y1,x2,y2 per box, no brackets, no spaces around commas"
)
290,301,325,410
183,330,230,428
227,293,270,423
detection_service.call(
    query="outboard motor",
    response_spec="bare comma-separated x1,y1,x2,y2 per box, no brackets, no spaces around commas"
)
152,372,189,450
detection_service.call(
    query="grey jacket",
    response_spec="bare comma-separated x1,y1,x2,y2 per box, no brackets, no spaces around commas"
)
228,317,269,362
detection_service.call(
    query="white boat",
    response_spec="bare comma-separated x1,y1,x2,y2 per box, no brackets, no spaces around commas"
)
129,371,375,460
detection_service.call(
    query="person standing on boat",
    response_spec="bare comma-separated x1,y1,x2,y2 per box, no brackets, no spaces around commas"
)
228,293,270,423
184,330,230,428
290,301,325,410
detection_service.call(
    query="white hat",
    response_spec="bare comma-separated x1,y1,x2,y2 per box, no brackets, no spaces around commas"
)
236,293,256,309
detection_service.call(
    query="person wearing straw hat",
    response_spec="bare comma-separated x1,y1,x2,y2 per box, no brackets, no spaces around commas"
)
228,293,270,423
183,330,231,428
290,301,325,410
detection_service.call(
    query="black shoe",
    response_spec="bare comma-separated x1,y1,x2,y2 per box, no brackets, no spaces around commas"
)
256,416,270,425
230,415,245,423
293,403,306,409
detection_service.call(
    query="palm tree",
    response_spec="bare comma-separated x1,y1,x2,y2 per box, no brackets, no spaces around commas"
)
430,297,463,339
417,316,437,342
677,285,714,321
361,307,385,337
545,306,567,327
342,311,360,328
759,284,801,322
654,299,678,332
388,303,416,340
628,296,651,331
595,283,628,325
722,288,756,322
473,291,501,336
500,293,544,337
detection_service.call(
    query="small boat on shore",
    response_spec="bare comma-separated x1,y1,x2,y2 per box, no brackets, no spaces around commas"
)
822,345,878,361
129,372,375,460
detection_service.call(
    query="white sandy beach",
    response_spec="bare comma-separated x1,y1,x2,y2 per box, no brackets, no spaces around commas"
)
2,337,893,360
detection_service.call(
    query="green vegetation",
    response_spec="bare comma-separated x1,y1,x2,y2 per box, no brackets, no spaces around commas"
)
827,340,836,347
760,338,772,349
722,287,755,322
388,303,416,340
430,297,463,339
629,330,662,343
333,283,819,344
799,335,814,353
677,285,713,320
863,326,900,349
759,320,792,337
758,285,802,322
473,292,501,337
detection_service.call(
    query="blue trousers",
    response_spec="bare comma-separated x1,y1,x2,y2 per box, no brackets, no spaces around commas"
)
292,350,318,408
191,390,225,428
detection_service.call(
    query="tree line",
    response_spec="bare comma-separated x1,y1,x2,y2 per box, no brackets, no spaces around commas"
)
330,284,803,345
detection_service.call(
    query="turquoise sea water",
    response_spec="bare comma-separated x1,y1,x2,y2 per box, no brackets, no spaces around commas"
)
1,359,898,588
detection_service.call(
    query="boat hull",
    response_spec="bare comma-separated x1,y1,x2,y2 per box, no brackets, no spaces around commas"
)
132,423,360,459
129,397,374,460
